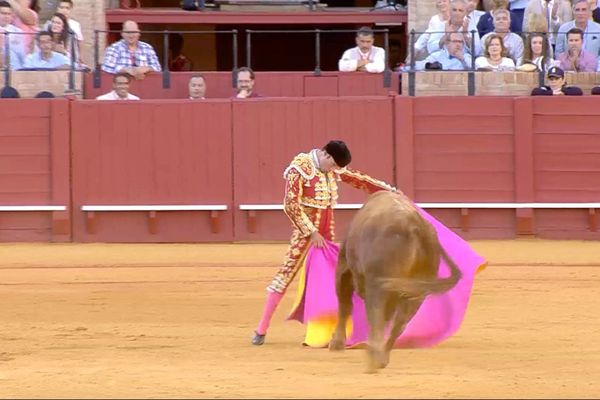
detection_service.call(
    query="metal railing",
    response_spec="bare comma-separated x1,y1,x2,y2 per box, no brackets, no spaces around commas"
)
405,28,558,96
93,29,239,89
2,30,80,91
245,28,392,88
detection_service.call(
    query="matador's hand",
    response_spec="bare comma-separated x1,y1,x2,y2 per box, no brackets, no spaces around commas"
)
310,231,326,248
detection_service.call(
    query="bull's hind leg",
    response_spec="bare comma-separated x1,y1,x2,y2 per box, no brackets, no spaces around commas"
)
365,282,388,373
329,248,353,352
386,298,425,351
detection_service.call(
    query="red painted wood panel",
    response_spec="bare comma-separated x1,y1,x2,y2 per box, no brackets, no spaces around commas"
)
337,72,400,96
535,209,600,240
232,96,395,241
0,155,49,174
70,100,234,242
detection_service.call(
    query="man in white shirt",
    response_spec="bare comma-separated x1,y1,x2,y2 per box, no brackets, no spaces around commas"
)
96,72,140,100
188,74,206,99
0,0,25,69
338,26,386,73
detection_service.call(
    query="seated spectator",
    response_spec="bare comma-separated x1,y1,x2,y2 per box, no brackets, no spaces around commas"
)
7,0,38,54
555,0,600,56
531,66,584,95
428,0,481,56
338,26,385,73
557,28,598,71
520,32,558,71
96,71,140,100
0,1,25,67
416,32,473,70
523,0,570,51
188,74,206,99
169,33,192,72
235,67,261,98
34,90,54,98
477,0,519,38
0,84,19,97
22,31,69,69
43,1,84,64
481,8,525,65
475,33,516,70
467,0,485,26
412,0,450,61
101,20,161,80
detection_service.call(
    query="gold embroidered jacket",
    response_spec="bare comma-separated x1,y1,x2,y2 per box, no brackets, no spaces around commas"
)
282,151,396,237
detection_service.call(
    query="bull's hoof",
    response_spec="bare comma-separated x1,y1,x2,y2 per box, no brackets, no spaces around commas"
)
251,331,266,346
328,339,345,352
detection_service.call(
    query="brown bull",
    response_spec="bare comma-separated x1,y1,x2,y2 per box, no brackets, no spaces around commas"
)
329,191,462,373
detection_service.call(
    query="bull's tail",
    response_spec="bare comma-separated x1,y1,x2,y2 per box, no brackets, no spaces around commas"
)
380,246,463,298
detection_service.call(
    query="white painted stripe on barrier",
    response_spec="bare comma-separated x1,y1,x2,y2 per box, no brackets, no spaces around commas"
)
81,205,228,211
239,203,600,210
0,206,67,211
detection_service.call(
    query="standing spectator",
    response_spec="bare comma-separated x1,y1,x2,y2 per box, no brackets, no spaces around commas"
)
411,0,450,61
6,0,37,54
416,32,473,70
338,26,385,73
531,66,583,95
188,74,206,99
235,67,261,98
43,1,84,65
101,20,161,80
0,1,24,69
428,0,482,56
22,31,69,69
556,27,598,71
476,33,517,69
521,32,559,70
555,0,600,56
467,0,486,26
481,9,525,64
508,0,530,34
96,71,140,100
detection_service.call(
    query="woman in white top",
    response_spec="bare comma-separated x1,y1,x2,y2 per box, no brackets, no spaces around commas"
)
475,34,516,71
412,0,450,59
521,32,559,71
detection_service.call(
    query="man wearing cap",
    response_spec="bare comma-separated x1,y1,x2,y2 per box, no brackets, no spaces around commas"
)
531,66,583,95
251,140,396,346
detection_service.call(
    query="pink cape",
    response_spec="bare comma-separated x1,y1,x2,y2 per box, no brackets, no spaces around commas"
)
288,206,486,348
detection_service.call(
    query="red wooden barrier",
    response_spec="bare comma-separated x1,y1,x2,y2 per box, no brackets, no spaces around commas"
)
83,71,400,100
70,100,234,242
232,96,396,241
0,99,70,242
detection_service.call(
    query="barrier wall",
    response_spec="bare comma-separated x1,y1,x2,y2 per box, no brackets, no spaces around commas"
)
83,71,400,99
0,99,70,241
1,96,599,242
1,71,85,98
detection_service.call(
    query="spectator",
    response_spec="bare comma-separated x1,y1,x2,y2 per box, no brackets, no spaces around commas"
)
44,0,83,63
521,32,559,71
467,0,486,25
478,0,520,38
338,26,385,73
0,85,19,97
481,8,525,64
96,71,140,100
47,13,73,61
591,85,600,93
556,27,598,71
428,0,482,56
476,33,516,69
34,90,54,98
412,0,450,61
169,33,192,71
235,67,260,98
22,31,69,69
523,0,570,52
101,20,161,79
6,0,37,54
508,0,530,34
555,0,600,56
0,0,24,69
188,74,206,99
531,66,583,95
416,31,473,70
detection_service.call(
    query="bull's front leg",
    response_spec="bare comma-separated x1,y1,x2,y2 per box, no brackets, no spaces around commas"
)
329,253,354,352
365,282,388,373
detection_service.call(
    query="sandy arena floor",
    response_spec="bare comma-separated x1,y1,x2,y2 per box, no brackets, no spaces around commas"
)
0,240,599,398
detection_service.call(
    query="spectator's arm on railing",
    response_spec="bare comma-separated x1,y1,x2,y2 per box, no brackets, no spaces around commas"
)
338,49,358,71
365,48,385,73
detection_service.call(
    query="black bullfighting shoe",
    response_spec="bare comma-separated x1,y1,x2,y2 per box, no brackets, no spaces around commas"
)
251,331,266,346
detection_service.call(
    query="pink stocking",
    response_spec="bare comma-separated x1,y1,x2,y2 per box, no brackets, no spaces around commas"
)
255,291,285,335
